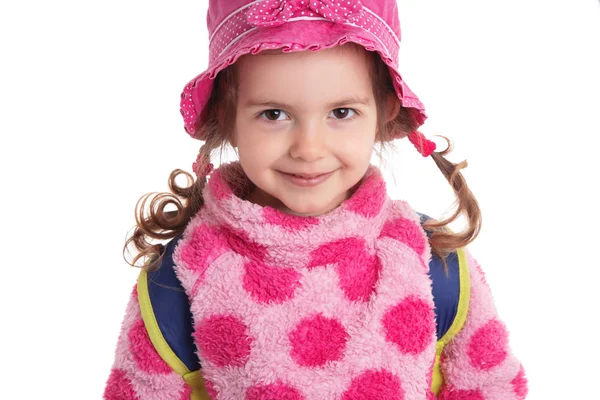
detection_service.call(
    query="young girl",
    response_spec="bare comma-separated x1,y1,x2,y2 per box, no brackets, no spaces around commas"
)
105,0,527,399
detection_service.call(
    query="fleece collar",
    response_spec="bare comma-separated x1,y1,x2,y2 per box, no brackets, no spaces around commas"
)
200,162,392,267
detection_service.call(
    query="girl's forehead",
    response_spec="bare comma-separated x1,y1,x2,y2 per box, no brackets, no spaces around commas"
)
236,46,374,100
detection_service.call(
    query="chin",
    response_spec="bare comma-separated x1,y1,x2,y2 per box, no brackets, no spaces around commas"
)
282,198,338,217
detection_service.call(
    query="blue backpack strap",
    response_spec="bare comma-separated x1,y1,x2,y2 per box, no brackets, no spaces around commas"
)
418,212,471,395
417,212,462,340
138,235,210,399
137,235,212,399
144,234,201,372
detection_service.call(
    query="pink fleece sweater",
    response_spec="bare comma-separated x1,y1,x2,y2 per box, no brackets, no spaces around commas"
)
105,163,527,400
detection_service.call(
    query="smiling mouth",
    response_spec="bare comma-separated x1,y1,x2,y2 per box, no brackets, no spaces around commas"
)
288,172,329,179
279,170,335,187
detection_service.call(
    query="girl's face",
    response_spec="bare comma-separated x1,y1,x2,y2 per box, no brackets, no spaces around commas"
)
234,45,379,217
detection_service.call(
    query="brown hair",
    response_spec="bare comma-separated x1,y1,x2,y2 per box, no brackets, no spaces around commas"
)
124,44,481,270
368,47,482,262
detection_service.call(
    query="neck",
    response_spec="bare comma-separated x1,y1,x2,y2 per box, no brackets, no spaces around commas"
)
245,185,358,217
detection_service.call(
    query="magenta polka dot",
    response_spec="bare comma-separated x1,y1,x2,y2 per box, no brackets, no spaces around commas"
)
263,207,319,230
222,226,268,262
289,314,348,367
438,388,484,400
104,368,139,400
308,237,380,302
208,169,233,200
345,171,386,218
195,315,253,367
380,217,426,256
426,354,436,388
336,250,380,302
128,319,172,374
382,296,435,355
467,319,509,370
474,260,488,285
243,260,301,303
204,379,218,399
511,365,528,399
179,385,193,400
180,224,228,280
246,382,304,400
342,370,404,400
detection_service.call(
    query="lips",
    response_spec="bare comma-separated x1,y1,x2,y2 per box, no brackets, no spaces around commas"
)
288,172,329,179
279,170,335,187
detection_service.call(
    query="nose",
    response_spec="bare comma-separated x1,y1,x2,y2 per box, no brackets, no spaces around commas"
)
289,122,327,161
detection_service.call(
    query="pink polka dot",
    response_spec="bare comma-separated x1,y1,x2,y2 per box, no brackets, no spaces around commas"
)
342,370,404,400
222,226,268,262
467,319,509,370
474,261,488,285
511,365,528,399
195,315,253,367
337,254,381,302
289,314,348,367
104,368,140,400
263,207,319,230
243,260,301,304
345,170,386,218
246,382,304,400
382,296,435,355
208,169,233,200
380,217,426,256
426,354,436,390
438,388,484,400
180,225,228,280
128,319,172,374
308,237,380,302
205,379,218,399
179,385,193,400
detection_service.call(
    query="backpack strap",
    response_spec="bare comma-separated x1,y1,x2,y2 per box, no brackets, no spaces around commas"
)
418,213,471,395
137,235,209,400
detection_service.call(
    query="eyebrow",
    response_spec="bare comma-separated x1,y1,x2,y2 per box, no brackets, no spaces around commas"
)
244,96,372,109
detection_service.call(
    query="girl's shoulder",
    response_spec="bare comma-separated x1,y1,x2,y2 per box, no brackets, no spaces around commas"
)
382,199,433,264
387,198,429,230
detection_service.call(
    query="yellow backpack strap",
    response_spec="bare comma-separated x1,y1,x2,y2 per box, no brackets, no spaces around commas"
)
418,213,471,395
429,247,471,395
137,237,211,400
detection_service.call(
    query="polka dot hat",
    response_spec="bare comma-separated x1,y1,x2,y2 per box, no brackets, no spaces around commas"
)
180,0,428,140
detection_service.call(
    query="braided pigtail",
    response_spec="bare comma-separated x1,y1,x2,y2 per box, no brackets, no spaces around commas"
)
123,67,238,271
123,143,217,271
424,136,482,260
366,42,482,261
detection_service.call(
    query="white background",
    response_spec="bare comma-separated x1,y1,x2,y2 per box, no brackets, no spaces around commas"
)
1,0,599,398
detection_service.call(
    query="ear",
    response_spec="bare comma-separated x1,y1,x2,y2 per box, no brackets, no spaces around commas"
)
377,94,402,142
229,127,238,148
384,93,401,124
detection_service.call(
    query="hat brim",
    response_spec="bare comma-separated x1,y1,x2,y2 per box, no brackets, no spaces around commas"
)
180,19,426,139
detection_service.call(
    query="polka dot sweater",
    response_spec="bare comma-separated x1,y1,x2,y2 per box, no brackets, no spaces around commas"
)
105,163,527,399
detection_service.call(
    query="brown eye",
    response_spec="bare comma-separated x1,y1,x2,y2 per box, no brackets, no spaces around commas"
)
330,108,356,120
260,109,287,121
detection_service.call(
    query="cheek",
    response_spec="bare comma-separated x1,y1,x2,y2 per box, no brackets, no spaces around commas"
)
237,131,284,168
335,123,377,159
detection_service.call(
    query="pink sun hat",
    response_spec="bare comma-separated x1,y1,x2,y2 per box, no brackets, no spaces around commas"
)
180,0,428,141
